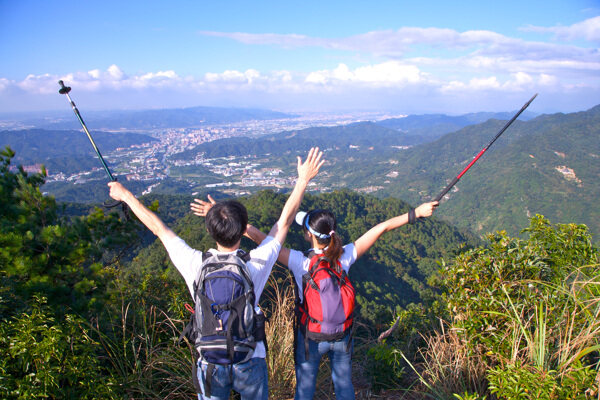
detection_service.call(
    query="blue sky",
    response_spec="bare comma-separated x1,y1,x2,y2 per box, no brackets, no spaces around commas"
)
1,0,599,114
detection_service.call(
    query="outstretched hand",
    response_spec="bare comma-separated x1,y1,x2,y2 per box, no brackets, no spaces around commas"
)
415,201,439,219
190,194,216,217
297,147,325,183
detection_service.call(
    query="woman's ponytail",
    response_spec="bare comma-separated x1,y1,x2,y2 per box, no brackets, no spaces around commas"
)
305,209,343,265
323,232,343,265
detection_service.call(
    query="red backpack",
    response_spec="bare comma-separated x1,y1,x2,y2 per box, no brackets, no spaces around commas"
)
296,253,356,354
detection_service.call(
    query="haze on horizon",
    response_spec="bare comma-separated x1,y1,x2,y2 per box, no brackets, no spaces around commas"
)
1,0,599,116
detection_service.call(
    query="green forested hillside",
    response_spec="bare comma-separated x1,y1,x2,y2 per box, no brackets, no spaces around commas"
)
1,146,597,399
173,121,419,161
377,105,600,239
0,129,157,174
129,189,478,325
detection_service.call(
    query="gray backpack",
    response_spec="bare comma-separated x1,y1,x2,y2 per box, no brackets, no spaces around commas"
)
181,250,266,395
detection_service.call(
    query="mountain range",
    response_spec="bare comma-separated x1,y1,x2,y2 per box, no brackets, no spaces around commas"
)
172,105,599,240
0,106,294,130
377,110,536,143
1,105,597,241
375,105,599,239
0,129,157,174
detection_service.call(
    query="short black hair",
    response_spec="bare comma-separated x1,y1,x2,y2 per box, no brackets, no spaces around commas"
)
205,200,248,247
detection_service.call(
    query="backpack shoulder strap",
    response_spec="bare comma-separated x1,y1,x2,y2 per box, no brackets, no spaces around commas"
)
303,249,315,258
192,251,211,301
236,249,251,263
308,254,331,275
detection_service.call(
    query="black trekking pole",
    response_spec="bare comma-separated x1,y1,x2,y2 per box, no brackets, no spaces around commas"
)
58,80,124,209
433,93,538,202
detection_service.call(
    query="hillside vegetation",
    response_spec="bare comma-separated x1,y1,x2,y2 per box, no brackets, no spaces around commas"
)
175,105,600,241
378,105,600,240
1,146,597,398
376,110,536,142
0,129,157,174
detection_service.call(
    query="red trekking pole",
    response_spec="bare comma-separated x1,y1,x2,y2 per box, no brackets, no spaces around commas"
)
433,93,538,202
378,94,538,343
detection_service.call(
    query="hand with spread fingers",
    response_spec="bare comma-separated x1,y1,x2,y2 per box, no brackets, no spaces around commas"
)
190,194,216,217
296,146,325,185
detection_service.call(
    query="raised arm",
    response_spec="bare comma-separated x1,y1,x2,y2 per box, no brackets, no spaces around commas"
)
353,201,438,259
246,224,291,266
191,149,323,258
268,147,324,245
108,181,176,244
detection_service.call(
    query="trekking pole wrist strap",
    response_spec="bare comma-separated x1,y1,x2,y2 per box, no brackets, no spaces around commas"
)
408,208,416,224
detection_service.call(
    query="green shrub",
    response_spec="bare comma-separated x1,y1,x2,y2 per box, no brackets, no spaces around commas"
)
0,296,118,399
414,215,600,397
365,343,405,391
487,362,559,400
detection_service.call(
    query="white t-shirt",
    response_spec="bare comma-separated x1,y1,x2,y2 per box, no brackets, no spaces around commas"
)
164,234,282,359
287,243,358,302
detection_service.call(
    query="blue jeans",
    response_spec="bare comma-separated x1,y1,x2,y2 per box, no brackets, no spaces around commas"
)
294,329,355,400
196,357,268,400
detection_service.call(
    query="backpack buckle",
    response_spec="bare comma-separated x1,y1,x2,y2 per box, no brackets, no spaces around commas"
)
210,302,224,331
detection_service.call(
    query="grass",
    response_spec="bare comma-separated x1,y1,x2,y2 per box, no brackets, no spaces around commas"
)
402,265,600,399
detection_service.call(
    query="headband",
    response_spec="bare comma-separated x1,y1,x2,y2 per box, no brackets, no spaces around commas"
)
296,210,332,240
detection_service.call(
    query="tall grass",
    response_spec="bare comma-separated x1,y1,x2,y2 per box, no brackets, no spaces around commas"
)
400,322,489,399
88,301,195,399
407,265,600,399
263,272,297,399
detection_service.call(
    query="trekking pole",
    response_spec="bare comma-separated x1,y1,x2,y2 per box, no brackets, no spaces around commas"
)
378,94,538,343
433,93,538,202
58,80,116,181
58,80,125,210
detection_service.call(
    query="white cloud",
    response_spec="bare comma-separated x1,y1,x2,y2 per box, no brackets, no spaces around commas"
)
131,70,180,88
200,23,599,63
107,64,125,80
200,27,510,55
538,73,558,86
205,69,262,85
88,69,101,79
200,31,316,49
0,59,596,102
511,72,534,86
305,62,427,87
139,70,178,80
470,76,500,90
18,73,56,94
441,71,564,94
523,16,600,42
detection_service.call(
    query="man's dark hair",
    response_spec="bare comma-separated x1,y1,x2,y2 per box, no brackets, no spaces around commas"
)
205,200,248,247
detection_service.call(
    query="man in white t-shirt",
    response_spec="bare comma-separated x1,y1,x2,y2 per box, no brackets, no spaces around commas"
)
107,147,324,400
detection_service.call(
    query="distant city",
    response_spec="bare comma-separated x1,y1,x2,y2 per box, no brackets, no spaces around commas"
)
37,111,404,197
